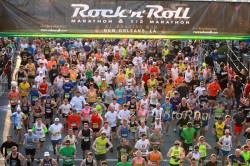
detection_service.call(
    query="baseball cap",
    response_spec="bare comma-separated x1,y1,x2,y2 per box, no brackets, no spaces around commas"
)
28,129,32,132
46,95,51,99
32,85,36,88
102,78,106,80
101,131,106,135
16,107,21,111
44,152,50,156
55,118,59,122
174,141,180,145
65,80,69,83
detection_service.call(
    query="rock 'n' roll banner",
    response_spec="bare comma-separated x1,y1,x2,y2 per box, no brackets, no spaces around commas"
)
0,0,249,39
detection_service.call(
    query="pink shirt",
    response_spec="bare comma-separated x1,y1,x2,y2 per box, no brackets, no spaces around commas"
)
81,108,91,121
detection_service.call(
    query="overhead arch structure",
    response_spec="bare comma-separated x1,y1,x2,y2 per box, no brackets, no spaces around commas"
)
0,0,250,40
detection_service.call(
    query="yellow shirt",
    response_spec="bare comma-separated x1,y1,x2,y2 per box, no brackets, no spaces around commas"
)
178,64,186,72
26,63,35,76
19,83,30,97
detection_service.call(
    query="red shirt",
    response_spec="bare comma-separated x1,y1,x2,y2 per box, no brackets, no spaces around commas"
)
91,114,101,129
39,83,48,95
142,74,150,86
67,114,81,128
8,91,19,105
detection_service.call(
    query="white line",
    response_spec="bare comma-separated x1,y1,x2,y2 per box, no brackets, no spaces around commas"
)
0,158,222,162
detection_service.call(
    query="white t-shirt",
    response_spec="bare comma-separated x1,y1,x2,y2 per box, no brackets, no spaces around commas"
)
152,108,164,119
118,109,131,121
78,86,88,98
105,72,114,84
36,67,47,76
137,43,147,52
38,59,48,66
77,64,85,72
194,86,206,97
104,111,118,127
20,43,28,51
97,66,108,75
59,104,72,114
171,68,179,80
70,96,86,111
49,123,63,140
185,70,193,83
135,139,150,156
92,76,101,84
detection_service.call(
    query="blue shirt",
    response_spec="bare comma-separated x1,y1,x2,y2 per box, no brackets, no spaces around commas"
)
62,83,74,93
162,103,173,115
29,90,39,105
170,97,181,112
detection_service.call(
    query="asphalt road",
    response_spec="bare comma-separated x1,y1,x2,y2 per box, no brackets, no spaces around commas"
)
0,91,247,166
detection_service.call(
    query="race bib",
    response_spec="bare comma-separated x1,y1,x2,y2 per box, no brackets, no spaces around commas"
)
84,137,89,142
32,96,38,101
65,93,70,98
71,122,77,127
40,137,45,142
93,123,99,128
6,148,11,154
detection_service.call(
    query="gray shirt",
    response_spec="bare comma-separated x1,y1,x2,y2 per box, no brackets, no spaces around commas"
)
24,133,38,149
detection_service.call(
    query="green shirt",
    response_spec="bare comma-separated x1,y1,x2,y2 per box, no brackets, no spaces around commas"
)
116,162,132,166
181,127,195,144
58,146,75,165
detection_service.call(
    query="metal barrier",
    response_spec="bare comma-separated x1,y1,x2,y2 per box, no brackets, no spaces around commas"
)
0,73,8,97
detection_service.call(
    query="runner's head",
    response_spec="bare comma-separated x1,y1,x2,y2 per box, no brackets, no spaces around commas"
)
7,135,12,142
174,141,181,147
54,118,60,124
101,161,108,166
153,145,159,151
121,155,127,163
87,152,94,160
44,151,50,160
11,146,18,154
100,131,106,139
28,129,33,135
65,140,71,147
46,95,51,100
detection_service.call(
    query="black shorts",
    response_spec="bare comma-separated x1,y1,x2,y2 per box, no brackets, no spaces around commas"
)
72,127,78,132
82,121,89,126
25,148,36,155
111,126,117,132
104,103,109,109
28,75,34,79
209,96,217,100
11,105,17,112
62,113,69,119
14,126,22,130
45,113,53,119
95,154,107,161
81,142,90,151
92,128,100,133
150,104,156,108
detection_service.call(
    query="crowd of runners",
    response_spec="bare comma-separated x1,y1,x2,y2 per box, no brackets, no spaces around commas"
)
0,38,250,166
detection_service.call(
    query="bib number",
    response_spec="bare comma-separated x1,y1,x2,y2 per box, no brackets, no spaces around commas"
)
65,93,70,98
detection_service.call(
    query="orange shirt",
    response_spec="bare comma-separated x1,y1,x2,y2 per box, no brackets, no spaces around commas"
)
70,70,77,82
47,61,57,72
117,74,125,84
95,53,102,60
61,66,69,76
208,82,221,96
8,91,19,105
174,76,184,87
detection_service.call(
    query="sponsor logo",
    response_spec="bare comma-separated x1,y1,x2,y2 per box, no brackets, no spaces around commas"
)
71,4,190,19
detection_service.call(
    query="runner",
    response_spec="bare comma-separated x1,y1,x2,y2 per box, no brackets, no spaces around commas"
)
31,99,44,123
8,86,20,113
217,129,232,166
20,97,32,132
92,131,113,166
78,123,93,159
67,109,81,138
80,152,97,166
58,140,76,166
116,138,132,162
70,91,86,114
23,129,39,166
146,145,163,166
167,141,185,166
32,117,48,163
5,146,26,166
135,133,150,160
212,117,226,156
181,122,196,154
48,118,64,159
185,146,201,166
196,136,212,165
1,135,19,160
131,151,147,166
44,95,57,130
227,149,247,166
89,108,103,140
10,106,26,145
204,154,218,166
233,109,246,147
40,151,58,166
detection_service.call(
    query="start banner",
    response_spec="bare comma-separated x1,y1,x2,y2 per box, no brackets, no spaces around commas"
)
0,0,249,38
